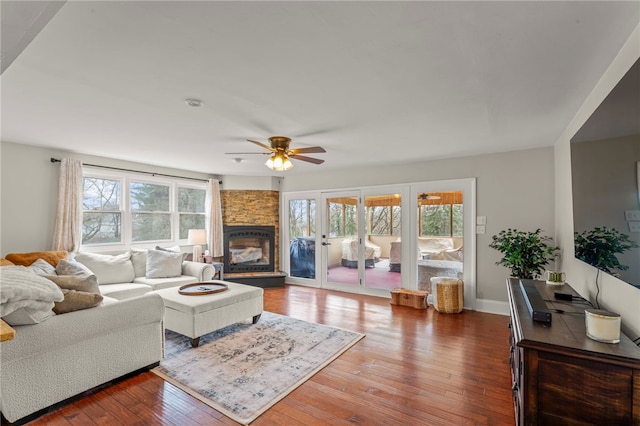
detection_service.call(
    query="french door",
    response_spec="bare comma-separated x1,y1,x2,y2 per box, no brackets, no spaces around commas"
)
282,179,475,307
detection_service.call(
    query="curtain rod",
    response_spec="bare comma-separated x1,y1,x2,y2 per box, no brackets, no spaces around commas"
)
50,158,220,184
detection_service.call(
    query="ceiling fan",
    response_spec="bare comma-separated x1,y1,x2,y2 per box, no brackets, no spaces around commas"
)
226,136,326,171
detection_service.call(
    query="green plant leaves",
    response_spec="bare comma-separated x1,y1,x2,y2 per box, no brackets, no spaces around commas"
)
489,228,559,279
574,227,638,275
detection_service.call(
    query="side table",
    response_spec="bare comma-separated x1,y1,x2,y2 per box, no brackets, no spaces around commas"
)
210,262,224,280
1,319,15,341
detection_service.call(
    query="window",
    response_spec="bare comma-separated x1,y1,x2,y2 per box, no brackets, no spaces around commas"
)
82,177,122,244
82,169,206,247
419,204,463,237
328,201,356,237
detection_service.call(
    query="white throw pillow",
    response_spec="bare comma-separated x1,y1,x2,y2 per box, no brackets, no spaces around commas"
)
146,249,183,278
3,305,56,325
74,252,135,285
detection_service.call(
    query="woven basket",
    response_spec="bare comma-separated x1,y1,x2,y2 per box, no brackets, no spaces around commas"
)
429,277,464,313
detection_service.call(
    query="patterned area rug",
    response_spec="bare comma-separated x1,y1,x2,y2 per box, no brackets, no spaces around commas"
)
152,312,364,425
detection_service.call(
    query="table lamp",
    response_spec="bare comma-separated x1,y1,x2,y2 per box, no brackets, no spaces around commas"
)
187,229,207,262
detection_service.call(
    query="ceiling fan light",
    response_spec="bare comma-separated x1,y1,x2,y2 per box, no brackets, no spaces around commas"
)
265,156,275,169
273,154,284,169
281,157,293,170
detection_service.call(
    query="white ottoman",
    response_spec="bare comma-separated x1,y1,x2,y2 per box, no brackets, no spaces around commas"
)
155,281,263,347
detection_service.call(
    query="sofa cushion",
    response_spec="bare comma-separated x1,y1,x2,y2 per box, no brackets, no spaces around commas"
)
28,258,56,276
146,249,182,279
55,259,94,276
133,275,198,291
98,283,152,300
129,249,147,277
5,250,68,267
53,289,103,314
74,252,135,285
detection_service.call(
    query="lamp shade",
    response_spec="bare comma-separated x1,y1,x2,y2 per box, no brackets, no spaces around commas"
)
187,229,206,245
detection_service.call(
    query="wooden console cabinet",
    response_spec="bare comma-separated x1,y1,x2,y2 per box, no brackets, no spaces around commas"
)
507,278,640,425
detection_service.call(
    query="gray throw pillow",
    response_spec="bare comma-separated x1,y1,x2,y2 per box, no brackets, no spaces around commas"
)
55,259,93,276
27,258,56,276
146,249,183,278
45,274,100,294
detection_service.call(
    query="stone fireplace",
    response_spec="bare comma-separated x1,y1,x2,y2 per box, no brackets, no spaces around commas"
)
223,225,275,274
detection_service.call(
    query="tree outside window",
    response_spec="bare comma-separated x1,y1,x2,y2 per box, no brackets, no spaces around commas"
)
82,177,122,244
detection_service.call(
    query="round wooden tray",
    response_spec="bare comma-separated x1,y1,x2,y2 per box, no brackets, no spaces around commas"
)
178,282,228,295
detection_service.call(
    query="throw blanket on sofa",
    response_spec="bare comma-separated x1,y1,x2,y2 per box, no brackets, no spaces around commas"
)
0,266,64,317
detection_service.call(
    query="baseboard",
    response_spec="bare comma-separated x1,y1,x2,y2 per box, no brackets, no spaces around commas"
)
475,298,510,316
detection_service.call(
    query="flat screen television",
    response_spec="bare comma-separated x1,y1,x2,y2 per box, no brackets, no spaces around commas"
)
570,57,640,288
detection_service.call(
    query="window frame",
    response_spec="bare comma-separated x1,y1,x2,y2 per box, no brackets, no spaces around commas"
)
81,167,206,252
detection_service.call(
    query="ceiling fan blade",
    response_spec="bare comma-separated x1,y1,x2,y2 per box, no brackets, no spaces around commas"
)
290,154,325,165
288,146,326,155
225,152,269,155
247,139,276,152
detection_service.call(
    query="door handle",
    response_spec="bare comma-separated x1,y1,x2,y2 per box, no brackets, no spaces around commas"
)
322,242,331,246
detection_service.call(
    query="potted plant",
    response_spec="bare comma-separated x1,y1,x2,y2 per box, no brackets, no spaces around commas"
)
489,228,560,279
574,227,639,277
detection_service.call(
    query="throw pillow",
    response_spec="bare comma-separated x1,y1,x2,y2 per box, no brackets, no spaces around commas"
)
129,249,148,278
28,258,57,276
155,245,189,261
55,259,93,276
5,250,68,267
73,252,135,285
45,274,100,294
53,289,103,314
0,258,15,266
146,249,183,278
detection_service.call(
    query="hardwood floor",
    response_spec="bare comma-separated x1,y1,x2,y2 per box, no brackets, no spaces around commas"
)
23,285,515,425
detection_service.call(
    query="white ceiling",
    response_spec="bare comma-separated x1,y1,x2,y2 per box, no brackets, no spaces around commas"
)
1,1,639,176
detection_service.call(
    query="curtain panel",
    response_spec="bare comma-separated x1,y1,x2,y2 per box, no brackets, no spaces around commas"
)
206,179,224,257
52,158,83,252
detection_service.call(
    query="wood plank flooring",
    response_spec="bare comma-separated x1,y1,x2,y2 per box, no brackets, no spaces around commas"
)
19,285,515,425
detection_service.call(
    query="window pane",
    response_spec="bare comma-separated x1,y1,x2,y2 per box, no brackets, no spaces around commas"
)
132,213,171,241
345,204,357,235
369,206,390,235
82,212,122,244
420,205,451,236
392,205,402,235
178,187,205,213
329,202,343,237
289,199,315,237
83,178,120,210
130,182,169,211
453,204,464,237
179,214,206,239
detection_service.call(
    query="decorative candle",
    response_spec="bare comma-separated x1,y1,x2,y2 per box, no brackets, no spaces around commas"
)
585,309,621,344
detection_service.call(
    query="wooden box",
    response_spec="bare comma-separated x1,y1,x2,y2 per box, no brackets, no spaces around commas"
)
390,289,428,309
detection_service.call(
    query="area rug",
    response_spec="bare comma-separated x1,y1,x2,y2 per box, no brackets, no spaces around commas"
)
152,312,364,425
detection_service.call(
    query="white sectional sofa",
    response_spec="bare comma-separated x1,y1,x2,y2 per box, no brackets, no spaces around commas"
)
0,248,215,424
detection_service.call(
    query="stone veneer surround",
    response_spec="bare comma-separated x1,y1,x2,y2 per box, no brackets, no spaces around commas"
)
220,190,280,271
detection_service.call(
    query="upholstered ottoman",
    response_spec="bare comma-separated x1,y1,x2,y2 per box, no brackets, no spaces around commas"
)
155,281,263,347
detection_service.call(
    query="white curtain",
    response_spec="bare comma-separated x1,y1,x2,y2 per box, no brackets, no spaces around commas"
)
205,178,224,257
52,158,83,252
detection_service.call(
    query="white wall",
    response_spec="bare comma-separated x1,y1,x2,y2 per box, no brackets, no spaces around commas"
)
0,141,220,254
555,24,640,338
280,147,556,305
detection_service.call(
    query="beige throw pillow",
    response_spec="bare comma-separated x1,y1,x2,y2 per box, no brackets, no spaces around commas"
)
146,249,183,278
53,289,103,314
